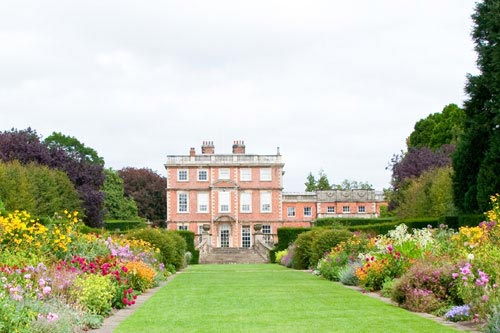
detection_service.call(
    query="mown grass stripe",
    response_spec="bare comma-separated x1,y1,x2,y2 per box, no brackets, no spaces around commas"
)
115,264,461,333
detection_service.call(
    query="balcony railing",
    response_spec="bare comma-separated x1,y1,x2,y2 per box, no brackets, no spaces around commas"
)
166,154,282,165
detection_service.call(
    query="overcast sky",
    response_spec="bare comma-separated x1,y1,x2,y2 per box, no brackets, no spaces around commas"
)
1,1,478,192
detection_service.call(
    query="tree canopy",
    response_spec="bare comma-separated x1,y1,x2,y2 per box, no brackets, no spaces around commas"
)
453,0,500,212
304,170,373,191
118,168,166,222
44,132,104,165
0,128,105,227
102,169,139,220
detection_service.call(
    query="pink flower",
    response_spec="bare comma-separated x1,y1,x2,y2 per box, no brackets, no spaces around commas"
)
42,286,52,295
482,295,489,302
46,312,59,322
452,273,459,279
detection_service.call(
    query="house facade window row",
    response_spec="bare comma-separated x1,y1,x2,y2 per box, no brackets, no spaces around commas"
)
176,191,275,214
176,167,274,182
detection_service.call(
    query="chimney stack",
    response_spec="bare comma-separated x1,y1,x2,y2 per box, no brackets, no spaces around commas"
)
232,140,246,154
189,147,196,156
201,141,215,155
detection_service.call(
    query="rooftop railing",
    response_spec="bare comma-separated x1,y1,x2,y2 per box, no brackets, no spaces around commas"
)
166,154,282,165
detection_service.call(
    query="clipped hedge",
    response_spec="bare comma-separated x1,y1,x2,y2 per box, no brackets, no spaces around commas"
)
176,230,199,264
127,229,186,270
104,220,146,231
315,217,395,227
270,227,311,263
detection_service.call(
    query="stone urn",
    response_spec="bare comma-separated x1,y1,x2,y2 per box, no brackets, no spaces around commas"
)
202,224,211,232
253,224,262,232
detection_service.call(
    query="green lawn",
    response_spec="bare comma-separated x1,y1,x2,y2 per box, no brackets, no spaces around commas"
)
115,264,462,333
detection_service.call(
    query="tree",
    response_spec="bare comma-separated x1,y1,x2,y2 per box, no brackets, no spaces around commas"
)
118,168,166,222
316,169,332,190
304,172,317,192
408,104,465,150
396,166,456,219
332,179,374,190
0,160,81,216
102,169,139,220
0,128,105,227
453,0,500,213
44,132,104,165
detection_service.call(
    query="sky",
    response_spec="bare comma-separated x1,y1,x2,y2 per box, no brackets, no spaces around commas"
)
1,1,478,192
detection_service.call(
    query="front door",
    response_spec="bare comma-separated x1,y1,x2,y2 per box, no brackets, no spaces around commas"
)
241,226,251,248
220,224,230,247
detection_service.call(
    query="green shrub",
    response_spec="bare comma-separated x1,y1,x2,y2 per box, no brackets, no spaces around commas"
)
127,229,186,269
458,214,484,227
70,274,116,315
176,230,199,264
292,228,332,269
274,249,288,264
104,220,146,231
276,227,311,251
310,228,353,266
315,217,395,227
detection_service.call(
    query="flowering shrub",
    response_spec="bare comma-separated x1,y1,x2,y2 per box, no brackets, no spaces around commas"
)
274,249,288,264
485,194,500,222
280,245,295,268
70,274,116,315
444,305,472,322
125,261,156,292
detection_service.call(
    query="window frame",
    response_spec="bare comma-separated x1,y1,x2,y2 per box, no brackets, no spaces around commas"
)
219,191,230,213
260,168,272,181
358,205,366,213
327,206,335,213
197,192,209,213
260,191,272,213
287,206,296,217
240,168,252,181
177,169,188,182
178,192,188,213
197,169,208,182
177,225,188,231
342,205,350,214
219,168,230,180
240,192,252,213
304,206,312,217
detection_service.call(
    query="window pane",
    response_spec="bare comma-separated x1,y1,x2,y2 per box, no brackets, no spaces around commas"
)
261,192,271,212
219,192,230,213
198,170,208,181
219,168,230,180
178,193,188,212
178,170,188,181
260,168,272,181
198,193,208,212
240,168,252,181
287,207,296,217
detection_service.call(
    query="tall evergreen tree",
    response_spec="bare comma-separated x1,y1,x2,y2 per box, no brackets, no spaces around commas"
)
304,172,317,192
453,0,500,212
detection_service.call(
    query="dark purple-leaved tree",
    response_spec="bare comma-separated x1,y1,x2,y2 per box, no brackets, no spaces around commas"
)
0,128,105,227
118,167,166,223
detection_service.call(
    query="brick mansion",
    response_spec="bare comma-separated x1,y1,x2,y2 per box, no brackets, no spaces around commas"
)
165,141,386,248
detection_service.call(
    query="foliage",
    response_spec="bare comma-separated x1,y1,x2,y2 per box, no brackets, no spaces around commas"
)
274,249,288,264
304,172,317,192
332,179,373,190
176,230,199,264
0,128,105,227
0,161,81,217
70,274,116,315
315,217,395,227
102,169,140,220
118,167,166,222
310,228,353,267
395,166,457,219
274,227,311,252
453,0,500,213
104,220,145,231
43,132,104,166
127,228,186,269
125,261,156,292
391,260,458,313
408,104,465,150
485,193,500,222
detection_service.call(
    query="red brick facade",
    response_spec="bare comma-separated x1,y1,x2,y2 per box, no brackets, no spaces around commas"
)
165,141,386,248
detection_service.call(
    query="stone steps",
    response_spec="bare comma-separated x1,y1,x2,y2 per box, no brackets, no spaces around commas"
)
200,247,268,264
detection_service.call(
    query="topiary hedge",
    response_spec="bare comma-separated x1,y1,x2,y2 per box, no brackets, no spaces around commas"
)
270,227,311,262
126,228,186,270
104,220,146,231
315,217,395,227
175,230,199,264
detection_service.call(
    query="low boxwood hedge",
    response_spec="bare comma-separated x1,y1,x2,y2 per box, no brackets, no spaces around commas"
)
104,220,146,231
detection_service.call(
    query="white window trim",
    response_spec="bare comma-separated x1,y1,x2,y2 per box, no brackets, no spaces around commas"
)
260,168,272,181
358,206,366,213
219,168,230,180
197,169,208,182
219,191,230,213
343,206,350,214
197,192,209,213
287,207,296,217
304,207,312,217
240,168,252,181
178,225,188,231
240,192,252,213
327,206,335,213
260,192,272,213
178,192,189,213
177,169,189,182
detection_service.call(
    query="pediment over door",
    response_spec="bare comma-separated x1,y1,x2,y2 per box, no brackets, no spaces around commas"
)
214,215,236,223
